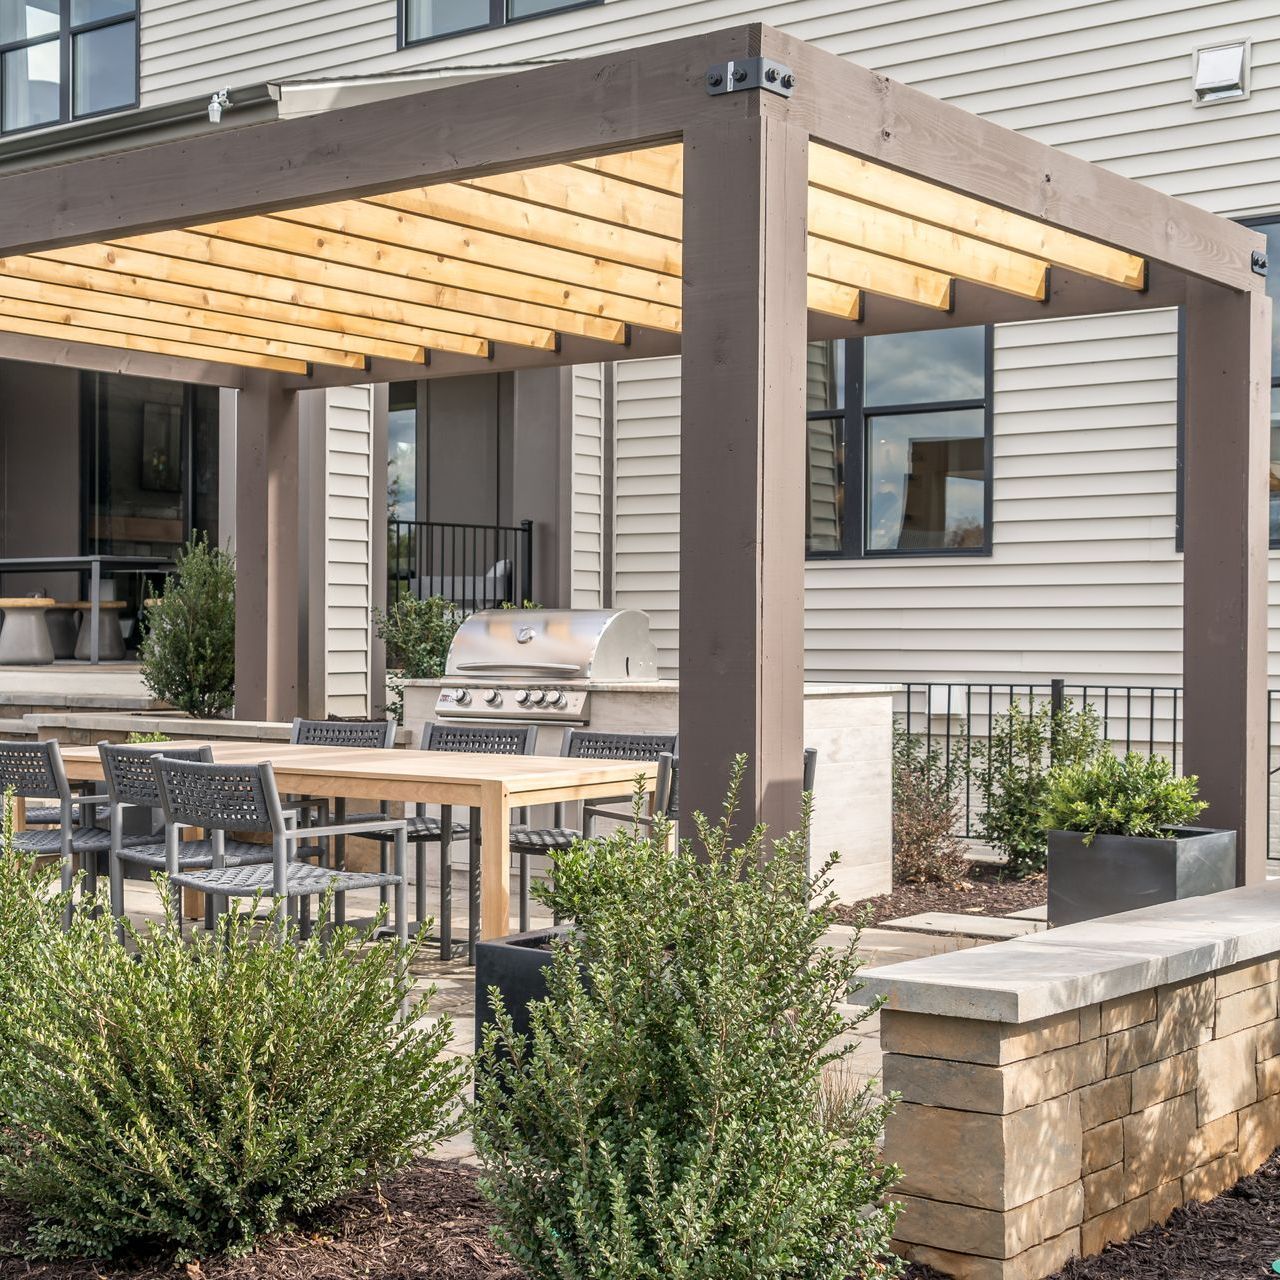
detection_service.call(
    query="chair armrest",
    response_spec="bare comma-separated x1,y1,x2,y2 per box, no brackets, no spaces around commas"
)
584,804,660,829
285,818,408,841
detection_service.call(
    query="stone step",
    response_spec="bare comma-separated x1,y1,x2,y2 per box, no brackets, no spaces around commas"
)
878,911,1047,941
0,717,34,737
1007,903,1049,921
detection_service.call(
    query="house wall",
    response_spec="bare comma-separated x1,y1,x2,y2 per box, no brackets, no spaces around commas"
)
133,0,1280,694
0,361,81,601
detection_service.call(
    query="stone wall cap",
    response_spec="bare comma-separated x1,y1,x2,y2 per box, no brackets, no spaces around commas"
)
855,882,1280,1024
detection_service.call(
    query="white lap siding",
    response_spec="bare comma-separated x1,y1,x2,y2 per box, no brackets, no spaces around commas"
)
323,385,376,716
570,364,606,610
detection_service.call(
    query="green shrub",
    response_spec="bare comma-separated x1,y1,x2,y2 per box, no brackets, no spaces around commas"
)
375,594,462,721
474,759,900,1280
1040,751,1206,845
123,730,170,744
0,846,466,1262
892,721,965,885
971,700,1103,877
139,534,236,719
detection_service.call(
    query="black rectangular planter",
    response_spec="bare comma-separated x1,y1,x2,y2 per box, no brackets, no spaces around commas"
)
474,925,572,1053
1046,826,1236,928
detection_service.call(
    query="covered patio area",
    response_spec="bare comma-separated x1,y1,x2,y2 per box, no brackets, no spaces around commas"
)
0,21,1268,899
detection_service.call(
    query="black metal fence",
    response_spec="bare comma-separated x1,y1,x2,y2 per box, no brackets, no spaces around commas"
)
388,518,534,614
896,680,1280,847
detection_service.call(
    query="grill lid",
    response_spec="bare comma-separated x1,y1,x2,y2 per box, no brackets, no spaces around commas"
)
444,608,659,682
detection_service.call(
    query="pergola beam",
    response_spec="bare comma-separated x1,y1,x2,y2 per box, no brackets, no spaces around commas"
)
773,27,1265,291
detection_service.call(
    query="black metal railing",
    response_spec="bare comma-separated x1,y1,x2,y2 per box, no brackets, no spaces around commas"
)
898,679,1191,840
388,518,534,614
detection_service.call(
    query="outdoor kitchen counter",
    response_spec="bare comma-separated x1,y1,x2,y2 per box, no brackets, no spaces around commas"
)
855,881,1280,1023
405,679,899,899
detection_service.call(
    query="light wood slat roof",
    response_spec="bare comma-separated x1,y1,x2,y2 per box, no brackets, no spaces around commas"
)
0,139,1147,376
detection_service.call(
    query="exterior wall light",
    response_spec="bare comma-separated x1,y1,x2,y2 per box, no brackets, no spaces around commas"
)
1192,41,1250,105
208,89,232,123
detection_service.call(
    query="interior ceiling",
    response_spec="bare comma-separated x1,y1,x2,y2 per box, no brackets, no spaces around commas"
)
0,141,1147,376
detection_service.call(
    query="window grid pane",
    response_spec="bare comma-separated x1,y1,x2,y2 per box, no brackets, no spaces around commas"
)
405,0,489,39
865,408,987,553
73,18,134,116
2,36,58,131
507,0,583,17
0,0,59,45
70,0,133,26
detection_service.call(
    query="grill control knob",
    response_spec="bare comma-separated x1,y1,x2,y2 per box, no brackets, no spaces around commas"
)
483,689,501,706
450,688,471,706
528,690,547,706
548,690,568,709
514,689,531,706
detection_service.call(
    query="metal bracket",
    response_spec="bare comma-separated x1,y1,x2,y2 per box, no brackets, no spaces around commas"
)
1252,249,1268,277
705,57,795,99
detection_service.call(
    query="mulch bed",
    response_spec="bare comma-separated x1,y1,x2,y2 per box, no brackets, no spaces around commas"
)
837,863,1047,927
0,1161,523,1280
8,1147,1280,1280
906,1148,1280,1280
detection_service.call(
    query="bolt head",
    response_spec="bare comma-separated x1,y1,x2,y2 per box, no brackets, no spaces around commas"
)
732,66,748,83
781,71,796,89
764,66,780,82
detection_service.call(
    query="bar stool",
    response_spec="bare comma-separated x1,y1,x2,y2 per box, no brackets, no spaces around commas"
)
72,600,126,661
0,597,55,665
45,604,80,659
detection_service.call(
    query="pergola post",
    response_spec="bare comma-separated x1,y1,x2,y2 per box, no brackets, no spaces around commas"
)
1182,282,1272,884
678,111,810,840
233,372,303,721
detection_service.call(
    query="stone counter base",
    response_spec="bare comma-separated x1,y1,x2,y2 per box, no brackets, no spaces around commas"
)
882,956,1280,1279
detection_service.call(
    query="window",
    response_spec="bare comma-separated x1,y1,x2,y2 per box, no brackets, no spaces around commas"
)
0,0,136,134
806,327,993,558
387,381,418,523
401,0,597,45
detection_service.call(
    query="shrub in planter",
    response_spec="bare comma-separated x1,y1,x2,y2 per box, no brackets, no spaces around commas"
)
971,699,1103,877
891,721,965,885
0,839,466,1262
1039,752,1233,927
374,594,463,721
473,760,901,1280
139,534,236,718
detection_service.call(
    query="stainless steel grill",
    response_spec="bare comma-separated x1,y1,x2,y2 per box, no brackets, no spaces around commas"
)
434,608,660,725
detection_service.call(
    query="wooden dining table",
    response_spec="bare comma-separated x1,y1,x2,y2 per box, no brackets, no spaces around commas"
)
56,741,657,940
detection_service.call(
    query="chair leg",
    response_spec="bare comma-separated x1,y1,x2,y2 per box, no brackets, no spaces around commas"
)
468,814,481,966
394,829,408,947
109,853,125,942
439,832,453,961
519,852,530,933
333,797,347,928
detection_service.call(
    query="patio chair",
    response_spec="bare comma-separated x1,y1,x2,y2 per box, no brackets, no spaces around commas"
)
98,741,274,939
287,716,398,928
151,755,409,943
353,722,537,961
0,739,154,926
509,730,678,932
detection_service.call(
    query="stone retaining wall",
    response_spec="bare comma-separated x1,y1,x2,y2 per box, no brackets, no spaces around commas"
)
882,956,1280,1279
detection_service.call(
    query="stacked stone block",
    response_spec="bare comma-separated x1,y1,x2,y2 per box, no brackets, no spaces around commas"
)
881,955,1280,1280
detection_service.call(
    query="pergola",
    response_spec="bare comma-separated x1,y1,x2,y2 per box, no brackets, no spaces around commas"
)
0,24,1268,899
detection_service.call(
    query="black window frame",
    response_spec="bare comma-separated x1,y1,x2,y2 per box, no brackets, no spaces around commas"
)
399,0,602,48
805,326,995,561
0,0,139,137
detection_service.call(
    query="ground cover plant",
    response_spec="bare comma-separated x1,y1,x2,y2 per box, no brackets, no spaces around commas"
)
0,825,466,1263
972,700,1103,876
138,534,236,718
891,721,965,885
474,759,901,1280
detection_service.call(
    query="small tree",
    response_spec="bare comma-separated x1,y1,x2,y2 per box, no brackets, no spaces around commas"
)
892,722,965,885
474,759,901,1280
972,699,1103,876
139,534,236,718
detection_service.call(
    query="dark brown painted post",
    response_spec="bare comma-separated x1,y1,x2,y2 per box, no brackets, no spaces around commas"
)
678,109,810,842
233,372,303,721
1182,282,1272,884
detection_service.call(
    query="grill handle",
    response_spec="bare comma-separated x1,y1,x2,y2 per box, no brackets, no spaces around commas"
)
453,661,583,675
